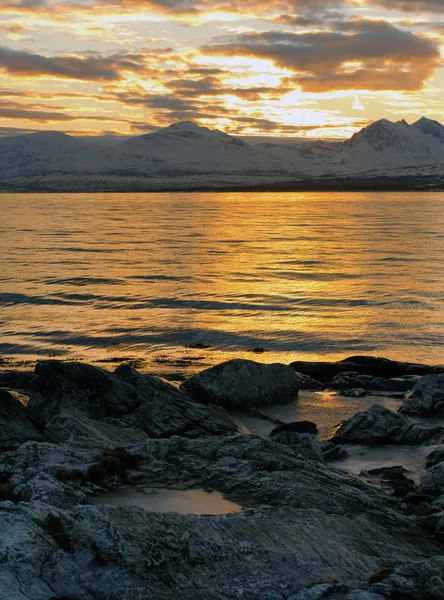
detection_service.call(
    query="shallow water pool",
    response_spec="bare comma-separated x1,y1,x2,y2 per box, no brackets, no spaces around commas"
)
91,487,242,515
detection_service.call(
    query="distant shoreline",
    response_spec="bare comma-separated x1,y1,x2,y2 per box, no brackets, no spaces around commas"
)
1,174,443,194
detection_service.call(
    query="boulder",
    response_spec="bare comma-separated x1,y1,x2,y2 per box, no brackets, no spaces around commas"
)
399,374,444,415
290,355,443,384
27,361,238,440
271,432,324,463
329,372,418,392
332,404,442,445
0,370,35,390
370,556,444,599
421,461,444,497
270,421,318,436
181,359,300,408
363,466,415,498
0,388,44,449
425,447,444,469
320,441,348,461
340,388,368,398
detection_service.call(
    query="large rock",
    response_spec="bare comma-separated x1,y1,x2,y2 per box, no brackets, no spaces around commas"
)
271,432,324,463
332,404,443,445
1,433,443,600
27,361,238,442
290,356,443,384
329,372,418,392
0,388,44,449
421,461,444,497
425,447,444,469
181,359,300,408
370,556,444,599
399,374,444,415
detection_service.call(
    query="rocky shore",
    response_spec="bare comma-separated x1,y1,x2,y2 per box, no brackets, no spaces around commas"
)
1,355,444,599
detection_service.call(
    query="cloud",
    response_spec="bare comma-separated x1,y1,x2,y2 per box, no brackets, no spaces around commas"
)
0,46,165,81
371,0,444,13
352,95,365,110
203,19,440,92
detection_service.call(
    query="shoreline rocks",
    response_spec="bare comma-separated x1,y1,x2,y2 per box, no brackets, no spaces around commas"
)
1,357,444,599
399,374,444,415
332,404,443,445
181,358,301,408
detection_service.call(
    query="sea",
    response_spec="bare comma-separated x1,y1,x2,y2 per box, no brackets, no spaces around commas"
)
1,190,444,376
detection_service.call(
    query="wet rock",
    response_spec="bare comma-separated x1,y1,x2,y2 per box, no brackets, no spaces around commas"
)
290,355,442,384
332,404,443,445
320,441,348,461
363,466,415,498
293,373,324,390
421,461,444,496
0,388,44,449
329,372,418,392
370,556,444,599
0,370,35,390
181,359,300,408
340,388,368,398
270,421,318,436
27,361,238,441
425,447,444,469
271,432,324,463
399,374,444,415
245,407,283,424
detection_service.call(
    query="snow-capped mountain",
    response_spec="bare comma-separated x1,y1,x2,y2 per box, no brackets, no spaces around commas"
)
119,121,296,176
0,117,443,191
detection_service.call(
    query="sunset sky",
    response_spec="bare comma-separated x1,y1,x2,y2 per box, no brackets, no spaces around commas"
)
0,0,443,139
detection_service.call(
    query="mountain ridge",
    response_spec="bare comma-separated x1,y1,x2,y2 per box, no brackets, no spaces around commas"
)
0,117,443,191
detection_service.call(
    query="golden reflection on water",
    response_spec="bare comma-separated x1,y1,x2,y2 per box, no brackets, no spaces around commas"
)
1,191,444,374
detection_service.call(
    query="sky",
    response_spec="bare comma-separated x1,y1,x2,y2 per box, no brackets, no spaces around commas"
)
0,0,443,139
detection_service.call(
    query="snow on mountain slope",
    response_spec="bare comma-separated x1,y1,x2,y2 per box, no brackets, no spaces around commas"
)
255,140,341,177
119,121,297,176
0,117,443,190
335,118,444,173
0,131,114,179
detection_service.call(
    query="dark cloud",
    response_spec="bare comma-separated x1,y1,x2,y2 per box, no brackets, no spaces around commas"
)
372,0,444,12
203,19,440,92
0,46,154,81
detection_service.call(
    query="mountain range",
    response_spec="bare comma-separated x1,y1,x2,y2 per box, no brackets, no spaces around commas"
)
1,117,443,192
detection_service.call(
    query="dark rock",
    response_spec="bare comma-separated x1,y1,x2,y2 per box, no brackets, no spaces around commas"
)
0,370,35,390
271,432,324,463
370,556,444,599
421,461,444,497
290,355,443,384
340,388,368,398
270,421,318,436
332,404,442,445
399,374,444,415
0,388,44,449
329,372,418,392
368,567,395,585
180,358,300,408
426,448,444,469
27,361,238,443
320,441,348,461
363,466,415,498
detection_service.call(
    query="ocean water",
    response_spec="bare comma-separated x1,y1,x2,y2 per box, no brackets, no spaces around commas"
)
1,191,444,374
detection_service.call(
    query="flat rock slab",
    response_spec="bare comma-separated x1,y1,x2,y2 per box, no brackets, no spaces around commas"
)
332,404,443,445
329,372,419,392
181,359,300,408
